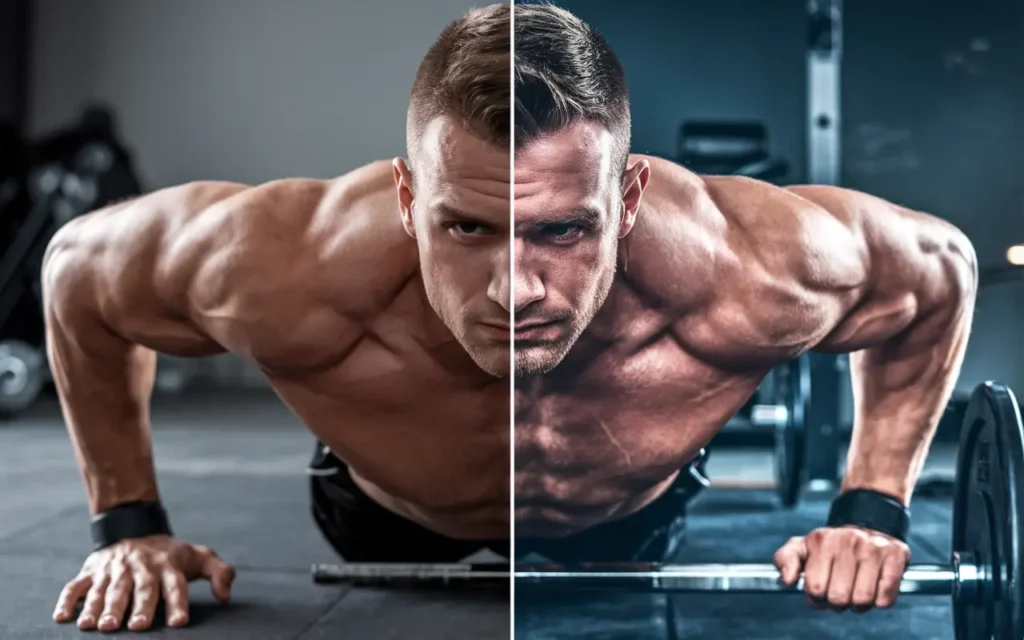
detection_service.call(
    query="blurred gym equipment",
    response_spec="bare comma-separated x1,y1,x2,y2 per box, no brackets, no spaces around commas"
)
676,121,790,182
0,105,143,417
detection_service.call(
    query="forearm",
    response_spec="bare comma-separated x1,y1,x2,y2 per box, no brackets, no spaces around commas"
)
842,293,975,504
46,310,160,515
37,187,231,516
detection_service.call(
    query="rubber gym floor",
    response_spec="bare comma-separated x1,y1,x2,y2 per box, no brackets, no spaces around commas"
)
1,392,957,639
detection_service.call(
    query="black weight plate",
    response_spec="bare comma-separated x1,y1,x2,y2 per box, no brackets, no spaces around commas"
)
775,420,805,507
774,356,810,507
952,382,1024,640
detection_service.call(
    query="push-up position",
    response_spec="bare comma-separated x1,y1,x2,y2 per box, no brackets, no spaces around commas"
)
43,5,513,633
512,4,977,613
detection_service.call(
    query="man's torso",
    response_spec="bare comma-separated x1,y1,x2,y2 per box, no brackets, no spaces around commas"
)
245,164,510,540
515,155,868,537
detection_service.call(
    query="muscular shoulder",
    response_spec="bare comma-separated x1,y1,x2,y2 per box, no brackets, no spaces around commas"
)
784,184,977,349
618,157,872,358
46,161,418,362
624,156,974,356
188,161,418,361
43,179,252,338
784,183,974,275
624,157,866,310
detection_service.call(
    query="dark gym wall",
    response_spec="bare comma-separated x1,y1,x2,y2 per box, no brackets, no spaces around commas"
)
530,0,1024,392
842,0,1024,393
544,0,808,181
0,0,30,127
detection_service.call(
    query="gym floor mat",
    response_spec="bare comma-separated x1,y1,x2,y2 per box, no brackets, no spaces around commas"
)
0,393,510,640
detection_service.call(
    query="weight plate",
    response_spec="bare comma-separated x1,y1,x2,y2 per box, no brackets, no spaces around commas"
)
0,340,45,418
952,382,1024,640
773,356,810,507
775,419,805,507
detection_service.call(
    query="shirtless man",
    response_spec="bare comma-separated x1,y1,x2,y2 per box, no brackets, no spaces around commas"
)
43,5,512,633
512,4,977,613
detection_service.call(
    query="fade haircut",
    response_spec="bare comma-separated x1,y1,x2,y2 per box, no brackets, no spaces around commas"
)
407,4,511,170
514,3,631,174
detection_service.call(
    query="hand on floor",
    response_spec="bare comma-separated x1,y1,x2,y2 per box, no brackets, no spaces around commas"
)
52,534,235,632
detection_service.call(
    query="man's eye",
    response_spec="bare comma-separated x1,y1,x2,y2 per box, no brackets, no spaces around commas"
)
452,222,489,235
543,224,583,239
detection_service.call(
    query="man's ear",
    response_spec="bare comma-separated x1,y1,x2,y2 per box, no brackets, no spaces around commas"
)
619,158,651,237
393,158,416,238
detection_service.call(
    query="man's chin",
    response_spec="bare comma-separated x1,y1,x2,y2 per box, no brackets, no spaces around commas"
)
463,347,510,378
477,361,510,378
513,343,571,378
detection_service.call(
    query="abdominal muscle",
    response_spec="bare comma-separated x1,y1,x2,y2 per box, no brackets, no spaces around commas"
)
514,341,762,538
513,412,709,538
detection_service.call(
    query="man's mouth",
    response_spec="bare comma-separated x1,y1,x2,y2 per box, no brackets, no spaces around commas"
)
477,321,512,340
514,319,563,341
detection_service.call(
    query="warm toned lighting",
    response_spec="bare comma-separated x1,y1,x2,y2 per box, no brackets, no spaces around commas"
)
1007,245,1024,266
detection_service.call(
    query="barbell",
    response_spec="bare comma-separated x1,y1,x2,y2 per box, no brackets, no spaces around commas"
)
312,381,1024,640
312,561,966,595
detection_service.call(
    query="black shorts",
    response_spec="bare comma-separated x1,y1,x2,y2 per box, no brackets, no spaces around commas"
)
308,442,708,564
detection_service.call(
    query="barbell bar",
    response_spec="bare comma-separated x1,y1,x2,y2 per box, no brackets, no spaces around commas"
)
313,559,978,599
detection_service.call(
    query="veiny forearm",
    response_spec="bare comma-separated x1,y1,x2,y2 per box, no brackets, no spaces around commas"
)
42,226,163,516
843,268,976,504
47,314,161,515
39,182,247,515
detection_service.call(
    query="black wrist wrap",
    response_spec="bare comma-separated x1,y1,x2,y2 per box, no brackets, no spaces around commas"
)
826,489,910,542
91,501,173,551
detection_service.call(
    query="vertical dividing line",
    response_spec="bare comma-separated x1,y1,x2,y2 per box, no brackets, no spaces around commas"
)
507,3,516,639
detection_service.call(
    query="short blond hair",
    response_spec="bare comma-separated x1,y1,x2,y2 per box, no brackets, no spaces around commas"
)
407,4,511,164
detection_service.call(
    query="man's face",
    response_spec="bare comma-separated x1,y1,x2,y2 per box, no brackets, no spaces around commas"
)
513,121,647,377
394,116,511,377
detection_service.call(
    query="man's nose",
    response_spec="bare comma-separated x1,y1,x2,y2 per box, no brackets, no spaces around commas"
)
487,241,513,312
487,239,544,313
512,239,544,313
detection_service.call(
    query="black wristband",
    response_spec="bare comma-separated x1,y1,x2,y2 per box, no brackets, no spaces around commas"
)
826,489,910,542
90,501,173,551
